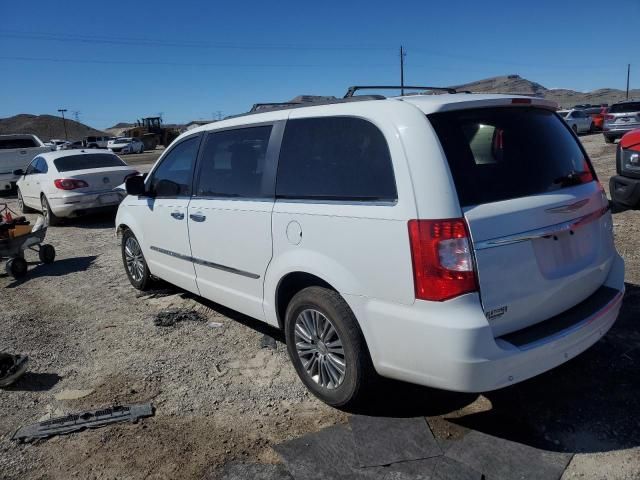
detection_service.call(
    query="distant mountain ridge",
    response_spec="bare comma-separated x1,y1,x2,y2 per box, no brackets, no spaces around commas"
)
453,74,640,107
0,114,106,141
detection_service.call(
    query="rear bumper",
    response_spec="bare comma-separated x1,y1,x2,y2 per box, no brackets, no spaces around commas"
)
604,124,640,137
48,191,126,217
348,253,625,392
610,175,640,207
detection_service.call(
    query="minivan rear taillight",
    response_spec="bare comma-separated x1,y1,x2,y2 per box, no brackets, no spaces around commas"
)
54,178,88,190
408,219,477,301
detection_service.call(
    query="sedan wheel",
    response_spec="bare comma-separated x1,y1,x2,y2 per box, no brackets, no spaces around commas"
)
17,189,34,213
41,195,60,225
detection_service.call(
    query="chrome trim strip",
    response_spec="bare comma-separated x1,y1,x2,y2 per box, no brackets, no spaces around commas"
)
514,290,623,352
474,207,609,250
150,246,260,279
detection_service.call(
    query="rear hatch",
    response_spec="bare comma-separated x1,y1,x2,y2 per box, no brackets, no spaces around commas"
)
605,102,640,128
429,106,616,336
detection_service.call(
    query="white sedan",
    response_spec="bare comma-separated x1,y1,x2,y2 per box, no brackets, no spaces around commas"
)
15,150,139,225
557,109,593,134
107,137,144,154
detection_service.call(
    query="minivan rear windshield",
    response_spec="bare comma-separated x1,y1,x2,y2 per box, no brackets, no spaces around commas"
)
428,107,594,207
0,138,38,149
609,102,640,113
54,154,125,172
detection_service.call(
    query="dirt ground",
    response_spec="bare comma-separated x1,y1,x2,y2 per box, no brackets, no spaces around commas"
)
0,133,638,479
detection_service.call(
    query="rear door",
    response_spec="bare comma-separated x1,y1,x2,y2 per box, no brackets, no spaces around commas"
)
187,123,281,320
429,107,615,336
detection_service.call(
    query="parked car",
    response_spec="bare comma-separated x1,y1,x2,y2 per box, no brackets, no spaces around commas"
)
49,139,70,150
610,129,640,208
603,101,640,143
107,137,144,154
583,106,607,131
84,135,110,149
15,150,138,225
556,109,593,134
116,91,624,407
62,140,85,150
0,134,53,191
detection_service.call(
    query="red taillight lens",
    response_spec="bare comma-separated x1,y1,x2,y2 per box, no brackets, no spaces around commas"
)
408,219,478,302
54,178,88,190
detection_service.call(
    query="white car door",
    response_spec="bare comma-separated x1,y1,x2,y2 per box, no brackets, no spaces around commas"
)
187,123,281,320
130,134,202,294
21,157,47,207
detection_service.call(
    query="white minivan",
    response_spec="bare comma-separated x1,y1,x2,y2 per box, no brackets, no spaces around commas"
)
116,88,624,407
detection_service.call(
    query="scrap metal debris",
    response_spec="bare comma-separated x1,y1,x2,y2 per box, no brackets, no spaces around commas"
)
153,308,206,327
0,353,29,388
12,403,154,442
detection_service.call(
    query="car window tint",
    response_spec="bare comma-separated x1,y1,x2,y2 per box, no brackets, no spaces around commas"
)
0,138,38,149
149,136,199,197
429,107,593,207
276,117,397,201
196,126,272,198
54,154,125,172
609,102,640,113
36,158,48,173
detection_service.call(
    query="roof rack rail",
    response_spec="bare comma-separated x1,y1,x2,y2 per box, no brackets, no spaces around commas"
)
344,85,458,98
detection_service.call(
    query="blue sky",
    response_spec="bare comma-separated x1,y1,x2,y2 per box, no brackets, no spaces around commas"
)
1,0,638,129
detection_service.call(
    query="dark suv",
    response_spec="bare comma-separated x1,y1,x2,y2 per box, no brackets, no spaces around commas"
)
610,129,640,207
603,101,640,143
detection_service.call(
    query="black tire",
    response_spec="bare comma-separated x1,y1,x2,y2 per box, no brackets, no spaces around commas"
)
121,229,151,290
41,195,60,226
604,135,615,144
284,286,376,408
17,188,35,213
6,257,28,279
38,244,56,264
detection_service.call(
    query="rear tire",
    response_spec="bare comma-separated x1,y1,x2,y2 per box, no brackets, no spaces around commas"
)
604,135,615,144
17,189,35,213
38,244,56,264
6,257,28,279
284,286,376,408
121,229,151,290
41,195,60,226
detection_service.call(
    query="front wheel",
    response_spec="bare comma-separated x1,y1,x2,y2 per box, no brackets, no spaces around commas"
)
121,229,151,290
284,286,376,408
39,244,56,264
17,189,35,213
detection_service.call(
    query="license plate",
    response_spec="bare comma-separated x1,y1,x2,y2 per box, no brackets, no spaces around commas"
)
99,193,121,204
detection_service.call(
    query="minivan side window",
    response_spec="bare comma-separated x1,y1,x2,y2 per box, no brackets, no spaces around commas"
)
276,117,397,201
148,136,199,197
195,126,273,198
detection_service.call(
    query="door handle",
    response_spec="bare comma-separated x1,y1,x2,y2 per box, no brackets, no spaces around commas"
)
190,213,206,222
170,211,184,220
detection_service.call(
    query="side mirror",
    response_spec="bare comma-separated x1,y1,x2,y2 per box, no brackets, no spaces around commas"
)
125,175,146,196
13,169,25,176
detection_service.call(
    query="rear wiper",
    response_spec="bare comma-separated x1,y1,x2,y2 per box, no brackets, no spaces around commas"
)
553,171,589,186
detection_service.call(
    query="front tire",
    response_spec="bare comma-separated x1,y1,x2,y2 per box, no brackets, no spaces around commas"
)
39,244,56,264
6,257,28,279
41,195,60,226
17,189,35,213
284,286,376,408
121,229,151,290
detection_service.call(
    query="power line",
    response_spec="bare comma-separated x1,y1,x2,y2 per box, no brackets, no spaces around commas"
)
72,110,81,123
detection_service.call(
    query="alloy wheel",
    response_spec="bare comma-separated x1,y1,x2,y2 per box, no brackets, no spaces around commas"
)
294,309,346,389
124,236,145,283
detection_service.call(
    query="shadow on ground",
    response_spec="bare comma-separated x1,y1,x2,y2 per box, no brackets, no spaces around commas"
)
4,372,62,392
3,255,97,287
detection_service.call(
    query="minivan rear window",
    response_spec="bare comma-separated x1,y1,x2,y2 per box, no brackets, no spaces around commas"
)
428,107,594,207
54,154,125,172
609,102,640,113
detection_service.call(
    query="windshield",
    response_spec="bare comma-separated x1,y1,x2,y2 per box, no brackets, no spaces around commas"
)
609,102,640,113
54,154,125,172
428,107,594,207
113,138,132,143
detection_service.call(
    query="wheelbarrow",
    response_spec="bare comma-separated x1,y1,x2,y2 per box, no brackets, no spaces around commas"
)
0,227,55,279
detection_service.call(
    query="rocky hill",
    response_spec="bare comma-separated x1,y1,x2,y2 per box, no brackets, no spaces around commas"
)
453,74,640,108
0,114,106,142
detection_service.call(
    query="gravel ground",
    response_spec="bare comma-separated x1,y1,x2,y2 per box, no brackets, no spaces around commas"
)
0,133,638,479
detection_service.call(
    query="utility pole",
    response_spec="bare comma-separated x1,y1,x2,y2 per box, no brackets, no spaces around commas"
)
400,46,406,95
57,109,68,140
626,64,631,100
